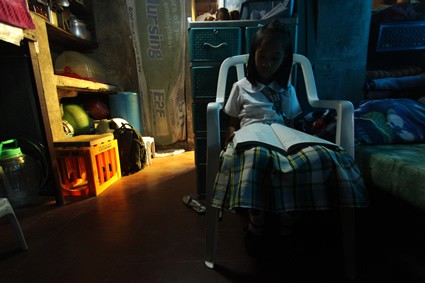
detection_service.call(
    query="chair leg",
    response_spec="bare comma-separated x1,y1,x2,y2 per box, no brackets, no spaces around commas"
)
7,213,28,251
0,198,28,250
205,205,219,269
340,207,356,281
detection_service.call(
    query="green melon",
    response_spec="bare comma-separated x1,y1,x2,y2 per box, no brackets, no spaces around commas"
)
62,104,91,135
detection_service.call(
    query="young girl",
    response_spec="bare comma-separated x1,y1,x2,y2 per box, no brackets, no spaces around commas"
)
211,20,368,254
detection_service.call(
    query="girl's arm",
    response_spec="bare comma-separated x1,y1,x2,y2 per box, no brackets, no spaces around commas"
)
224,116,240,147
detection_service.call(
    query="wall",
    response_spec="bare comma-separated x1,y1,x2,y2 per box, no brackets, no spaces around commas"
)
91,0,194,148
298,0,372,105
91,0,139,92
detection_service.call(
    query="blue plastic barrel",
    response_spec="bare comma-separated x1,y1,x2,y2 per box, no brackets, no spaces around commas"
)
108,92,143,134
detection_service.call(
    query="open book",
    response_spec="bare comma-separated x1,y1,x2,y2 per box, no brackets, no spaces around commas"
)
233,123,339,155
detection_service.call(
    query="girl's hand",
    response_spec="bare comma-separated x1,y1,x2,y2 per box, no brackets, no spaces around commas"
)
224,116,240,147
224,132,235,147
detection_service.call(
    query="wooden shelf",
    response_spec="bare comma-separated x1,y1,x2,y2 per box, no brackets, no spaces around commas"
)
46,22,97,50
55,75,120,98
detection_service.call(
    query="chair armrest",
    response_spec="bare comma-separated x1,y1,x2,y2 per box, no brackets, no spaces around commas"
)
206,101,224,202
310,100,355,158
294,54,355,158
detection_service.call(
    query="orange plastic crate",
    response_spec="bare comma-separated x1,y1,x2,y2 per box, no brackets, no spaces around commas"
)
54,135,121,197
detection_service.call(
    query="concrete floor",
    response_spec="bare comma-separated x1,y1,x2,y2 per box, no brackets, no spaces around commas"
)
0,151,420,282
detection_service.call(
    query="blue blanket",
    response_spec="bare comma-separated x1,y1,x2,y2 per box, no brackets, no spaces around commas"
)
354,98,425,145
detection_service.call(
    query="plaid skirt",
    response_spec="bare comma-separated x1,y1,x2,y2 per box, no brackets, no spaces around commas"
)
212,143,369,212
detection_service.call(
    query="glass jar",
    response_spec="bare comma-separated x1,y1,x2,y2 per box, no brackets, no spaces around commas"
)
0,139,42,207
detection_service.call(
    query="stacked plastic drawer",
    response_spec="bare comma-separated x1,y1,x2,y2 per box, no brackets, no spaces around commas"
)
189,27,241,196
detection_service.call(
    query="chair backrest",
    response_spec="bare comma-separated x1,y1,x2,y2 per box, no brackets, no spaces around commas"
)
215,53,318,104
215,54,248,104
214,53,355,157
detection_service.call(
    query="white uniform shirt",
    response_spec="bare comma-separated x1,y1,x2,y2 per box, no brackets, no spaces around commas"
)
223,77,302,128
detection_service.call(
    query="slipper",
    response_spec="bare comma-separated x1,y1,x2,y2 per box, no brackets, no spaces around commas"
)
182,195,206,214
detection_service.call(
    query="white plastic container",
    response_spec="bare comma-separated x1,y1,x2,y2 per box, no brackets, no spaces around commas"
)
54,51,107,83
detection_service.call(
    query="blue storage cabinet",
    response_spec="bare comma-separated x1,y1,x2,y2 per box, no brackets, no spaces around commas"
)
189,26,242,196
376,21,425,52
189,27,242,62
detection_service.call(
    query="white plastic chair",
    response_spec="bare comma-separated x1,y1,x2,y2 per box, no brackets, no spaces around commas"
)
0,198,28,250
205,54,357,280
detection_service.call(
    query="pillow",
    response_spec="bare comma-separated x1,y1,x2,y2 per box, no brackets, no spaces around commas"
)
355,98,425,145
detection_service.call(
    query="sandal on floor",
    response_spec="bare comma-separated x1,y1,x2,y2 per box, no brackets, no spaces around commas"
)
182,195,206,215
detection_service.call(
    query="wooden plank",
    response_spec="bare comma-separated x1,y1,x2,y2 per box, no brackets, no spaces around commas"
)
30,13,65,142
46,22,97,50
55,75,120,94
28,14,65,205
54,133,114,147
23,29,37,41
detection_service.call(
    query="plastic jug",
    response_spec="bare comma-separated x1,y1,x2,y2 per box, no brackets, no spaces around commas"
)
108,92,143,134
0,139,42,207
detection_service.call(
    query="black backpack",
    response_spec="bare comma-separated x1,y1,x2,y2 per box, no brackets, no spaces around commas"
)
113,123,147,176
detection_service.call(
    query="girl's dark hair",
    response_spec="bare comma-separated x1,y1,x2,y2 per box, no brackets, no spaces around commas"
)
246,19,293,87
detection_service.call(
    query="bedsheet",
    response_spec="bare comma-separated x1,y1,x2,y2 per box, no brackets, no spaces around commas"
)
356,144,425,211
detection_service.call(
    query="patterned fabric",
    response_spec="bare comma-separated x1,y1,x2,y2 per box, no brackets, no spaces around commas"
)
261,86,282,116
294,109,337,143
355,98,425,145
0,0,35,29
212,143,368,213
367,73,425,91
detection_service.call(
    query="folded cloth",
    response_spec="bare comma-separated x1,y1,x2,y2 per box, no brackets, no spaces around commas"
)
367,66,424,79
0,22,24,45
371,73,425,90
355,98,425,145
0,0,35,29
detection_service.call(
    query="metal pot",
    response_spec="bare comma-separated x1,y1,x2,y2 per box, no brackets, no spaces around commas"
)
57,0,70,7
69,18,91,41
